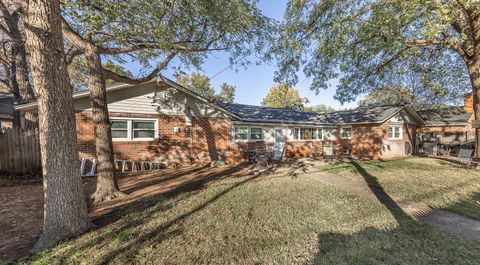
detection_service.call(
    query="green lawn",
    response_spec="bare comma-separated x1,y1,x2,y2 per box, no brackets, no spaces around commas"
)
320,157,480,220
24,167,480,264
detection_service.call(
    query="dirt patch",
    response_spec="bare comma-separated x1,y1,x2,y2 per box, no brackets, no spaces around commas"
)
0,164,252,262
0,182,43,262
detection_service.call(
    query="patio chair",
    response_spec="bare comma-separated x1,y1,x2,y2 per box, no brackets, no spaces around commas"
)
457,149,474,168
322,146,335,161
341,144,353,157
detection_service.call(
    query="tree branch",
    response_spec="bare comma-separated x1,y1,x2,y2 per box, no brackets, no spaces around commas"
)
97,44,149,55
65,48,83,65
103,50,178,84
407,38,469,59
61,17,90,50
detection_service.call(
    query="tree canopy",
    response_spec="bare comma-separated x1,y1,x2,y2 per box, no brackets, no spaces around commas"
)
261,82,308,110
62,0,270,80
358,85,464,110
273,0,477,103
217,83,236,103
175,72,236,103
304,104,336,113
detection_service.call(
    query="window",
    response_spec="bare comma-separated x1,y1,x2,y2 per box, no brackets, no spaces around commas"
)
340,127,352,139
111,119,157,141
133,121,156,139
294,128,323,140
234,126,248,140
388,126,402,139
111,120,129,139
250,127,263,141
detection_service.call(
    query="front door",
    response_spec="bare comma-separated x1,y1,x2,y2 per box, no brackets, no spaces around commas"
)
274,128,285,159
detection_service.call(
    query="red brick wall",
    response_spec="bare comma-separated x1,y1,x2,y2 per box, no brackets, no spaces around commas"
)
76,112,273,165
76,111,418,163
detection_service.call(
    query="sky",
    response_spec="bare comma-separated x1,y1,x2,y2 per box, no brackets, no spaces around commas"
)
123,0,359,110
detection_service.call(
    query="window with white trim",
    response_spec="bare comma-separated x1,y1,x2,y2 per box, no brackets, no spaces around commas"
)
111,119,157,141
294,128,323,140
388,126,402,139
249,127,263,141
340,127,352,139
133,121,156,139
234,126,248,140
111,120,129,139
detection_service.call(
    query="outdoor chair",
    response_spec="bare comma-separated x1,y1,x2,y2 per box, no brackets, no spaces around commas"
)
322,146,335,161
422,142,438,156
341,144,353,157
457,149,474,168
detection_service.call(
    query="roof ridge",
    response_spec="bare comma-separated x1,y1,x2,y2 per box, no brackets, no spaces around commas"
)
218,102,318,114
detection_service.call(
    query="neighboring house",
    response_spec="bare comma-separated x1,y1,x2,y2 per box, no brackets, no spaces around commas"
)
0,94,14,129
16,76,430,164
418,94,475,146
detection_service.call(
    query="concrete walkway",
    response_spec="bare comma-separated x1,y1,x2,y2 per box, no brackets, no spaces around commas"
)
292,166,480,241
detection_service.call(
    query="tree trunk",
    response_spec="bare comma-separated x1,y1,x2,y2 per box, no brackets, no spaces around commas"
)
13,32,37,128
468,57,480,157
3,8,36,128
10,11,35,102
85,48,124,204
24,0,91,252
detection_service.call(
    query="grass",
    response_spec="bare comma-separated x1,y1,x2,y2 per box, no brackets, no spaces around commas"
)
24,167,480,264
320,157,480,220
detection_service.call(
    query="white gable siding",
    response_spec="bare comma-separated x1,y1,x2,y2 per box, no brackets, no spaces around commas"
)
387,110,415,124
74,82,226,118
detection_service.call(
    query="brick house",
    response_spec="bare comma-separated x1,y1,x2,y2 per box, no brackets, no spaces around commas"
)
16,76,430,164
417,94,475,151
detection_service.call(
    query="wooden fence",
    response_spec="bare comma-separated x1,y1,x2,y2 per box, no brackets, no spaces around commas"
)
0,127,41,175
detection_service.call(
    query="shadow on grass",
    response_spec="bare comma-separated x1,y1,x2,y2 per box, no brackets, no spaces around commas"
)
312,161,430,263
429,156,471,168
32,163,256,264
442,191,480,221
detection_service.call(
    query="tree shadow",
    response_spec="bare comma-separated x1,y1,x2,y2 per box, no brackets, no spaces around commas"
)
429,156,471,168
48,162,257,263
311,161,429,264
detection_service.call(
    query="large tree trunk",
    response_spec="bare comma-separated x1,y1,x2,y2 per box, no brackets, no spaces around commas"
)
24,0,91,252
468,57,480,157
85,47,124,204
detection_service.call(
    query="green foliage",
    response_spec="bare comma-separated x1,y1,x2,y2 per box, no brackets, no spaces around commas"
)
176,73,215,99
261,81,309,110
359,86,419,108
274,0,477,103
358,85,461,110
304,104,336,113
103,60,133,80
175,72,236,102
62,0,271,75
217,83,236,103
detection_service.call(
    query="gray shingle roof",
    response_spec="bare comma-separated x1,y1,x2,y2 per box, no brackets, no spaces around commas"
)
217,103,405,125
419,107,472,126
320,106,404,124
216,103,326,124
